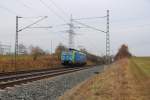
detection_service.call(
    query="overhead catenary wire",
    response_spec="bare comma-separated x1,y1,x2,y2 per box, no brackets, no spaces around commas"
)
73,20,106,33
49,30,68,44
17,16,45,19
18,16,48,32
51,23,69,28
76,34,103,56
28,26,52,29
74,16,107,20
39,0,67,22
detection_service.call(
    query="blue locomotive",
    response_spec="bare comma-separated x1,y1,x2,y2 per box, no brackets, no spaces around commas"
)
61,49,87,66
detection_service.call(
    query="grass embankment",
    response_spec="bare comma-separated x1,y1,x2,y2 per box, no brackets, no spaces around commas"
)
59,57,150,100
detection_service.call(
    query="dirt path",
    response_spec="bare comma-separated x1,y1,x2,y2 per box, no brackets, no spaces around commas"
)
59,58,150,100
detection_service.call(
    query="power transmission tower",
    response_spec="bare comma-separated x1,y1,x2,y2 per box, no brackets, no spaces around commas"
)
68,15,75,49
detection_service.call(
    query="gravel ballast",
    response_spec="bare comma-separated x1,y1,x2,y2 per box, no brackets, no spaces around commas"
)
0,66,104,100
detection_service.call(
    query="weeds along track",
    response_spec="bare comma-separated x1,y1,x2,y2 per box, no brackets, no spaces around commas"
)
0,67,91,89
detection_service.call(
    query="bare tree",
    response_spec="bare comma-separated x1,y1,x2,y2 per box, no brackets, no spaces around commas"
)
18,44,27,55
114,44,132,60
30,46,46,60
55,43,67,59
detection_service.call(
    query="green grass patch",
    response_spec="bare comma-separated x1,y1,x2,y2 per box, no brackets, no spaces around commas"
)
130,57,150,78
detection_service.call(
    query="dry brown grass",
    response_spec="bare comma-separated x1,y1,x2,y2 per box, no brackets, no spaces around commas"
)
0,55,61,73
59,58,150,100
0,54,97,73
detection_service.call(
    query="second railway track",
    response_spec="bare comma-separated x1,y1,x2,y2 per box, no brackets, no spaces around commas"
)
0,66,91,89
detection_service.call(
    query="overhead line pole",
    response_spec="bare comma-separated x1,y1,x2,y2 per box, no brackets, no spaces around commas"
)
72,10,110,64
15,16,19,69
106,10,110,64
14,16,50,69
18,16,48,32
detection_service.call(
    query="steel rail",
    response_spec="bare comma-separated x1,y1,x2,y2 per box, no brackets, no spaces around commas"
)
0,68,76,82
0,67,91,89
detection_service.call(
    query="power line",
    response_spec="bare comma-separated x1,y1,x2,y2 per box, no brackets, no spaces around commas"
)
17,0,32,10
0,4,20,15
39,0,67,22
16,0,40,15
0,1,41,16
48,0,69,18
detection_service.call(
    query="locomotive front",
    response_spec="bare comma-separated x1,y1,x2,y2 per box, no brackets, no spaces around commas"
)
61,49,87,66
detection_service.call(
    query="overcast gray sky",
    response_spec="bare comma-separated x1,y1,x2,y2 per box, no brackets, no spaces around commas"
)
0,0,150,56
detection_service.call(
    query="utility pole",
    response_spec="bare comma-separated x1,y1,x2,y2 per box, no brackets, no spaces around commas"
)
68,15,74,49
106,10,110,64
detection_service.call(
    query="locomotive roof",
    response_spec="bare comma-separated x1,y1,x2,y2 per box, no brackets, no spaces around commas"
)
68,48,86,55
69,48,81,52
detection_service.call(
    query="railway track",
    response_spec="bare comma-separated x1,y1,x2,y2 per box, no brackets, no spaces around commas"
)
0,67,91,89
